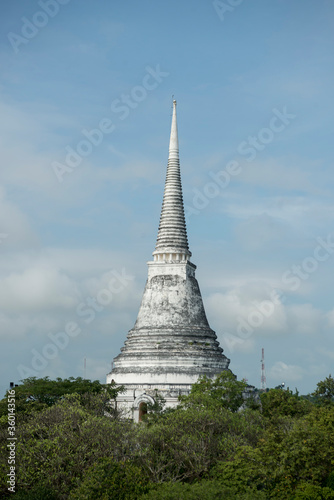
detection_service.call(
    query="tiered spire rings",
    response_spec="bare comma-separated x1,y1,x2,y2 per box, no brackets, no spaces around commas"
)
153,100,191,263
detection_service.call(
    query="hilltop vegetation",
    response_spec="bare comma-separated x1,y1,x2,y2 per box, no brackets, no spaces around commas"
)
1,374,334,499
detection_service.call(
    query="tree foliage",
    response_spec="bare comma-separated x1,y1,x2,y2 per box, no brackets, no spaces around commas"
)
0,376,124,427
179,370,248,412
141,479,266,499
142,390,167,423
312,374,334,405
69,458,150,499
0,375,334,499
260,387,312,419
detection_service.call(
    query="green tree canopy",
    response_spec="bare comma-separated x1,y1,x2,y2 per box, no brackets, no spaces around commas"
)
1,374,334,499
312,374,334,405
69,458,150,500
260,387,312,419
0,376,124,426
179,371,248,412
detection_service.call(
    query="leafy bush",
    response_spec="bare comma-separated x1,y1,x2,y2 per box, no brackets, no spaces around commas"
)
141,480,266,499
260,388,312,419
1,375,334,498
292,482,334,499
312,375,334,405
0,394,136,497
12,485,59,499
135,405,264,483
179,371,248,412
69,458,149,499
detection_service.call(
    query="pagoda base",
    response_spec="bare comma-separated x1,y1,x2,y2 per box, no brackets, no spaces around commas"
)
106,381,193,422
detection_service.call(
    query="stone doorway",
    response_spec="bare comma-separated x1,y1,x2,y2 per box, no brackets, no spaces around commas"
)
138,401,147,421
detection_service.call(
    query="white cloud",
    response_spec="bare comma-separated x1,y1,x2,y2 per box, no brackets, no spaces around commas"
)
0,312,64,341
236,158,317,194
0,247,138,280
223,194,334,230
205,284,326,357
326,309,334,328
0,266,79,314
269,361,304,383
0,246,142,348
3,265,138,313
287,303,324,336
205,286,288,353
0,99,71,194
95,156,162,185
0,313,32,339
233,212,293,250
0,186,38,248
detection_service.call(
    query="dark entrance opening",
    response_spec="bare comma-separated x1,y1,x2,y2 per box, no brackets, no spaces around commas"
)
139,402,147,421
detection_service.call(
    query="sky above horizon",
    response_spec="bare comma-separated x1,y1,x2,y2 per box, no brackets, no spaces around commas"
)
1,0,334,397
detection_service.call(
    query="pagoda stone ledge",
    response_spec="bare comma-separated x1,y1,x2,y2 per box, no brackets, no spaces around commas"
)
111,360,229,373
121,342,221,350
114,352,225,360
147,260,196,279
107,370,201,386
107,362,229,385
112,352,228,367
124,326,218,338
121,335,222,350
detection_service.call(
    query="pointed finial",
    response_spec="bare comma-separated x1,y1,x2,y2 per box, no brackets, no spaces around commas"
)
169,98,178,153
171,95,175,115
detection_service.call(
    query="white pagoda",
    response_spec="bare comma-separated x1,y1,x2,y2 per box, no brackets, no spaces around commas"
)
107,101,230,421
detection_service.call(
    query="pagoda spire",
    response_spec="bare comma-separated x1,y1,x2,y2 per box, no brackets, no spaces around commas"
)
107,100,231,422
153,100,191,261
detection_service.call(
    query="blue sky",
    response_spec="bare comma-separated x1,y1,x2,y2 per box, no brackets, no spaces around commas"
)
0,0,334,397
